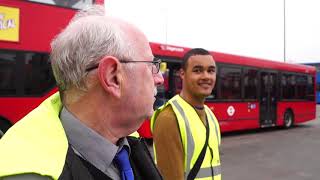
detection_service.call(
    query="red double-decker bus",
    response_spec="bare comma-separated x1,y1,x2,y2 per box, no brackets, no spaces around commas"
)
0,0,103,133
145,42,316,134
0,1,316,135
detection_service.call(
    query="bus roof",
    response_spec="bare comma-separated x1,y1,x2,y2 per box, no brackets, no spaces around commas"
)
150,42,316,74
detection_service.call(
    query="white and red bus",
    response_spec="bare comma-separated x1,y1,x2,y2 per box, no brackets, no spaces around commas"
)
144,43,316,134
0,0,103,133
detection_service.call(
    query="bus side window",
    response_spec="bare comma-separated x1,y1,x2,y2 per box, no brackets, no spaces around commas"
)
243,68,258,100
0,51,17,95
220,66,241,100
24,53,55,96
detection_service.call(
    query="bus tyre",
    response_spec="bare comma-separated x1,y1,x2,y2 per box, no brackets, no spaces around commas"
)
0,118,12,134
283,111,293,128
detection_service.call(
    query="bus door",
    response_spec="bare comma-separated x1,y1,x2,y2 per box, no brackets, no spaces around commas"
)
154,58,181,104
260,71,277,127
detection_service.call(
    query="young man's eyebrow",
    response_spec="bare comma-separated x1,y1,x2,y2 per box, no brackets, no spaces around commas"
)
193,65,203,69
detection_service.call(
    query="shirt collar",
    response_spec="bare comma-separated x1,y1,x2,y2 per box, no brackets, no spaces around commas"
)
59,107,130,172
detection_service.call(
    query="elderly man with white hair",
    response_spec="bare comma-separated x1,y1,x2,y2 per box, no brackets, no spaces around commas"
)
0,5,163,180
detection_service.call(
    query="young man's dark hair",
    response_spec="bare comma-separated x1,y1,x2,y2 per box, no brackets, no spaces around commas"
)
181,48,211,70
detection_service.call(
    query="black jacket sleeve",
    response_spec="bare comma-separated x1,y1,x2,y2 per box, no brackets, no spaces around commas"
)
127,137,163,180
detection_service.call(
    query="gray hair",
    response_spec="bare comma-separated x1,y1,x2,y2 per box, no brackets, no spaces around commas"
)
50,5,133,92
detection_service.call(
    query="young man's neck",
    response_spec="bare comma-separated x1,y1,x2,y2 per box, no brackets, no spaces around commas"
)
179,91,205,109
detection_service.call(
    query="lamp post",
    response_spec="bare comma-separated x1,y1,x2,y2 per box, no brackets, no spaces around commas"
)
284,0,286,63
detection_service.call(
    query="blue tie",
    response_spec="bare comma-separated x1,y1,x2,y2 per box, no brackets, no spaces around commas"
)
114,148,134,180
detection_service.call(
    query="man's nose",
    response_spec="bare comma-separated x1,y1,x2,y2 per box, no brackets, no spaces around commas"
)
203,71,214,79
154,71,164,85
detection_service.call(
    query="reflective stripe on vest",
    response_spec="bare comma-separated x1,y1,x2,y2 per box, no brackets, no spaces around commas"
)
151,95,222,179
196,165,222,178
168,95,221,180
171,99,221,179
206,106,221,146
171,100,195,174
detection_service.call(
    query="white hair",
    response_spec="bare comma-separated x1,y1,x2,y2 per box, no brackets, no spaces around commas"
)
50,5,133,92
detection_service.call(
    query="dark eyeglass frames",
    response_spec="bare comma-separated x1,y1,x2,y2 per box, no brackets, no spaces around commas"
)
85,57,162,74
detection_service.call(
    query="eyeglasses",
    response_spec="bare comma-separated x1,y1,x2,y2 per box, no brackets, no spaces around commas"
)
120,58,162,74
85,57,162,74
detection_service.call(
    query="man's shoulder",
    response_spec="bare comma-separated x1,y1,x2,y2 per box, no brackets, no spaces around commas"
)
157,104,175,119
1,174,52,180
153,104,179,132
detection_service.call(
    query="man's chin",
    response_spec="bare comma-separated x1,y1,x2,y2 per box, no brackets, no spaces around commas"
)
138,110,153,122
197,91,211,96
146,109,154,118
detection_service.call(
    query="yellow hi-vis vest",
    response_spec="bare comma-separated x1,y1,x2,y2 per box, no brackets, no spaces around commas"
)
0,92,140,179
0,92,67,179
151,95,222,180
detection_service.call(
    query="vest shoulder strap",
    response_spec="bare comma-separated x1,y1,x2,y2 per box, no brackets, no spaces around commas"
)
205,106,221,146
187,115,209,180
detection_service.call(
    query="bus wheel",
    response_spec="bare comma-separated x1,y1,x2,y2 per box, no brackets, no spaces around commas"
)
0,118,12,134
0,130,3,138
283,111,294,128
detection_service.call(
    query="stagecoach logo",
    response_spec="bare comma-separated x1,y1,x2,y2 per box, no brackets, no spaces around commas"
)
0,6,20,42
227,106,235,116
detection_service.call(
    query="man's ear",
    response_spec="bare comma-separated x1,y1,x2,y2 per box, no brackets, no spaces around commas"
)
179,68,185,80
98,56,122,98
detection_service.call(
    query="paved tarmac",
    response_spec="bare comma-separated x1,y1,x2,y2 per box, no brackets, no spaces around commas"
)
221,106,320,180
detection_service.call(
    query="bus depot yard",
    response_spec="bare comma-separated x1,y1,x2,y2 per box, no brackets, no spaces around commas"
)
0,2,319,179
220,105,320,180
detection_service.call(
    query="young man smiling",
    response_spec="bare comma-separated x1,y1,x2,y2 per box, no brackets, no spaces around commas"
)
152,48,222,180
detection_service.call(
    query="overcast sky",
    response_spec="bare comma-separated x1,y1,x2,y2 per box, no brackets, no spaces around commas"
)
105,0,320,64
